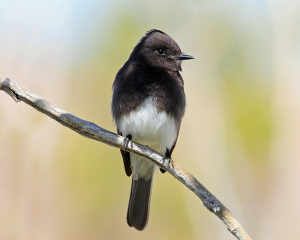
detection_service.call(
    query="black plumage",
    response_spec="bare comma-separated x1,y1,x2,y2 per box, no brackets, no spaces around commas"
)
111,29,193,230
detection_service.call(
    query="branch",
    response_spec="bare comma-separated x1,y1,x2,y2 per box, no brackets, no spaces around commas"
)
0,78,252,240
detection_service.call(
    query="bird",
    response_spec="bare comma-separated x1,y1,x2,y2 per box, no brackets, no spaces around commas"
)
111,29,194,230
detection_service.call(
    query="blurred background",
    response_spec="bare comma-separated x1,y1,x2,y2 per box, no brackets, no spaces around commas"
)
0,0,299,239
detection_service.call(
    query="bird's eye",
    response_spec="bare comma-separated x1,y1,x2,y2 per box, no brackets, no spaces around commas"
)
156,48,166,55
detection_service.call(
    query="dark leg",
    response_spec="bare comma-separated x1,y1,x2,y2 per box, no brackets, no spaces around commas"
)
120,133,132,176
160,148,171,173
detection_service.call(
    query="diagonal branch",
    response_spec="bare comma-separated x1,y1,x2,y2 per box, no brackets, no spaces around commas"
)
0,78,252,240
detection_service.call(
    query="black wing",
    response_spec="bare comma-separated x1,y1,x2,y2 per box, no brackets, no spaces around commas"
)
118,130,132,177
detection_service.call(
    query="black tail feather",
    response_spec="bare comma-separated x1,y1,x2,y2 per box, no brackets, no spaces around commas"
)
127,177,153,230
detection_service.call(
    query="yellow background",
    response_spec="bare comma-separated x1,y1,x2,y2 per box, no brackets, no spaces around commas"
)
1,1,299,239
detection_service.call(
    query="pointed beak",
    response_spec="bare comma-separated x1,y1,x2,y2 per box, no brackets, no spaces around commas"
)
175,53,195,60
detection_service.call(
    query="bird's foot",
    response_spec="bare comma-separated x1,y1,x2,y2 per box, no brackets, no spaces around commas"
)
161,157,174,172
160,148,173,173
122,134,132,151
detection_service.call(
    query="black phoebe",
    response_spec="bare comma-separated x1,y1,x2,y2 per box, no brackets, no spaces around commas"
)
111,29,193,230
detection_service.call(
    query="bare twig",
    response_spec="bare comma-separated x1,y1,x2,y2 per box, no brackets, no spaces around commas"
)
0,78,252,240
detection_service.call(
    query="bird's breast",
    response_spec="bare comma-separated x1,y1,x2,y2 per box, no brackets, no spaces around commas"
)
117,97,177,151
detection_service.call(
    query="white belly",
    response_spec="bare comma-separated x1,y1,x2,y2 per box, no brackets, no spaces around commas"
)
117,97,177,152
117,97,178,179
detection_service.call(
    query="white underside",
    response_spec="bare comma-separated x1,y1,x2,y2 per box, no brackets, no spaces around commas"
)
117,97,177,180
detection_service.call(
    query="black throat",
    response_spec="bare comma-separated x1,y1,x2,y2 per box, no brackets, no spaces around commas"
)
111,60,186,125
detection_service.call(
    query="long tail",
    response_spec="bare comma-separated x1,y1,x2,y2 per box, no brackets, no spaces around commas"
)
127,175,153,230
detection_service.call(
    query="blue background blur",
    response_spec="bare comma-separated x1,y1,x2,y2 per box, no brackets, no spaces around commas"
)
1,1,300,239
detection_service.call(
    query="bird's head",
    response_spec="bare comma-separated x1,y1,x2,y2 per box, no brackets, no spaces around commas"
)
129,29,194,72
